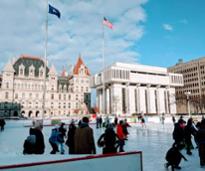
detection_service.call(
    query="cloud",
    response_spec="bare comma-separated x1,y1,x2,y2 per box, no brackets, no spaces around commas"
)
162,24,173,31
0,0,147,75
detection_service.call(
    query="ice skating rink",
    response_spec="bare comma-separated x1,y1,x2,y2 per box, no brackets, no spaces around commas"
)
0,120,204,171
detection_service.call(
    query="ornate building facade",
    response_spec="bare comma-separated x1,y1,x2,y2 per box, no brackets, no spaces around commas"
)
0,55,91,118
91,62,183,115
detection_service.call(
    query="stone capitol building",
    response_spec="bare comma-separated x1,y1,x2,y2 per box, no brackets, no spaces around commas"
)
0,55,91,118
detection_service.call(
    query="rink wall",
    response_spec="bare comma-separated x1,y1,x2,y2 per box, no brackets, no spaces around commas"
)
0,151,143,171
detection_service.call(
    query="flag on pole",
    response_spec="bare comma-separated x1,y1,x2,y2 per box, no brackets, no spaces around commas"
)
48,4,61,18
103,17,113,29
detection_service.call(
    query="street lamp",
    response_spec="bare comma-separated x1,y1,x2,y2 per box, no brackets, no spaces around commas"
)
185,91,191,118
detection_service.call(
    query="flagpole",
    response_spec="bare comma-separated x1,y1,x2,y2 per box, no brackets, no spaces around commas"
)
42,0,48,120
102,18,106,115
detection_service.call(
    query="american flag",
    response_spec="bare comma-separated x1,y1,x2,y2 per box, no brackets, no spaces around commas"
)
103,17,113,29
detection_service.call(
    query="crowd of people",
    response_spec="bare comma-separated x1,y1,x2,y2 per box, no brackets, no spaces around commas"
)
23,116,131,155
165,116,205,170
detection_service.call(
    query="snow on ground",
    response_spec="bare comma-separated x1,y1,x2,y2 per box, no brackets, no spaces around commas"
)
0,119,204,171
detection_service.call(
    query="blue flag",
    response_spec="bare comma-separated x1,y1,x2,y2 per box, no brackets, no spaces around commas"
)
48,4,61,18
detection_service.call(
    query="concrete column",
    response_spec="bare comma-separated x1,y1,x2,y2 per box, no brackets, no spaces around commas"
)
126,83,130,115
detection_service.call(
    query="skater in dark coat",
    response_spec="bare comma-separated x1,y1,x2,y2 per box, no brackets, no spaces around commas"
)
66,121,76,154
74,117,96,154
97,124,119,154
99,116,103,128
23,124,45,154
196,119,205,167
0,118,6,131
114,116,118,126
23,128,37,154
172,119,185,149
165,143,187,171
122,119,131,139
184,118,194,155
32,125,45,154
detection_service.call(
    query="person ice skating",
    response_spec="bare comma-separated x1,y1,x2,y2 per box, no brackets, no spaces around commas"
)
97,124,119,154
172,119,185,150
99,116,103,128
66,120,76,154
165,143,187,171
23,128,37,154
117,120,126,152
74,117,96,154
58,122,66,154
122,119,131,139
0,118,6,131
114,116,118,126
161,113,165,125
184,118,195,155
32,122,45,154
196,119,205,167
172,115,176,124
24,121,45,154
141,116,146,128
96,116,100,129
49,126,60,154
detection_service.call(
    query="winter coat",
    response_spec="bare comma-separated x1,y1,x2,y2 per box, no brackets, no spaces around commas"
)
97,128,119,154
117,124,125,140
66,124,76,154
31,128,45,154
49,128,59,144
173,123,184,142
196,125,205,158
23,128,45,154
74,123,96,154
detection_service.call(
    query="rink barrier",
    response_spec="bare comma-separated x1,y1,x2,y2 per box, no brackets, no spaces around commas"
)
0,151,143,171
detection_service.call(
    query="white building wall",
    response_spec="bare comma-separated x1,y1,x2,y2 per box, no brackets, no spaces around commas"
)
158,89,166,113
111,84,122,115
129,86,136,114
138,87,146,114
149,88,156,114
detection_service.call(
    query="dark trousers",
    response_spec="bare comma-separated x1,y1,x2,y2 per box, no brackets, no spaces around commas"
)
118,139,125,152
49,141,59,154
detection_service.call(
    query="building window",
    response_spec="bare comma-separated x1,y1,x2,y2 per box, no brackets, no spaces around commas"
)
64,94,66,100
68,94,71,100
51,94,54,100
5,92,9,99
6,82,9,89
29,93,32,98
20,69,23,75
59,94,61,100
15,93,18,99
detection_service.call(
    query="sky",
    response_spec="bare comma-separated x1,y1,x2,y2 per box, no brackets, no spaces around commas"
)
0,0,205,74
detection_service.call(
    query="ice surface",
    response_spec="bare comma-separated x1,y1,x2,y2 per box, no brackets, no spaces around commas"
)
0,119,204,171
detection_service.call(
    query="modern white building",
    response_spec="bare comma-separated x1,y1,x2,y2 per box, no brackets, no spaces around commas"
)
0,55,91,118
91,62,184,115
